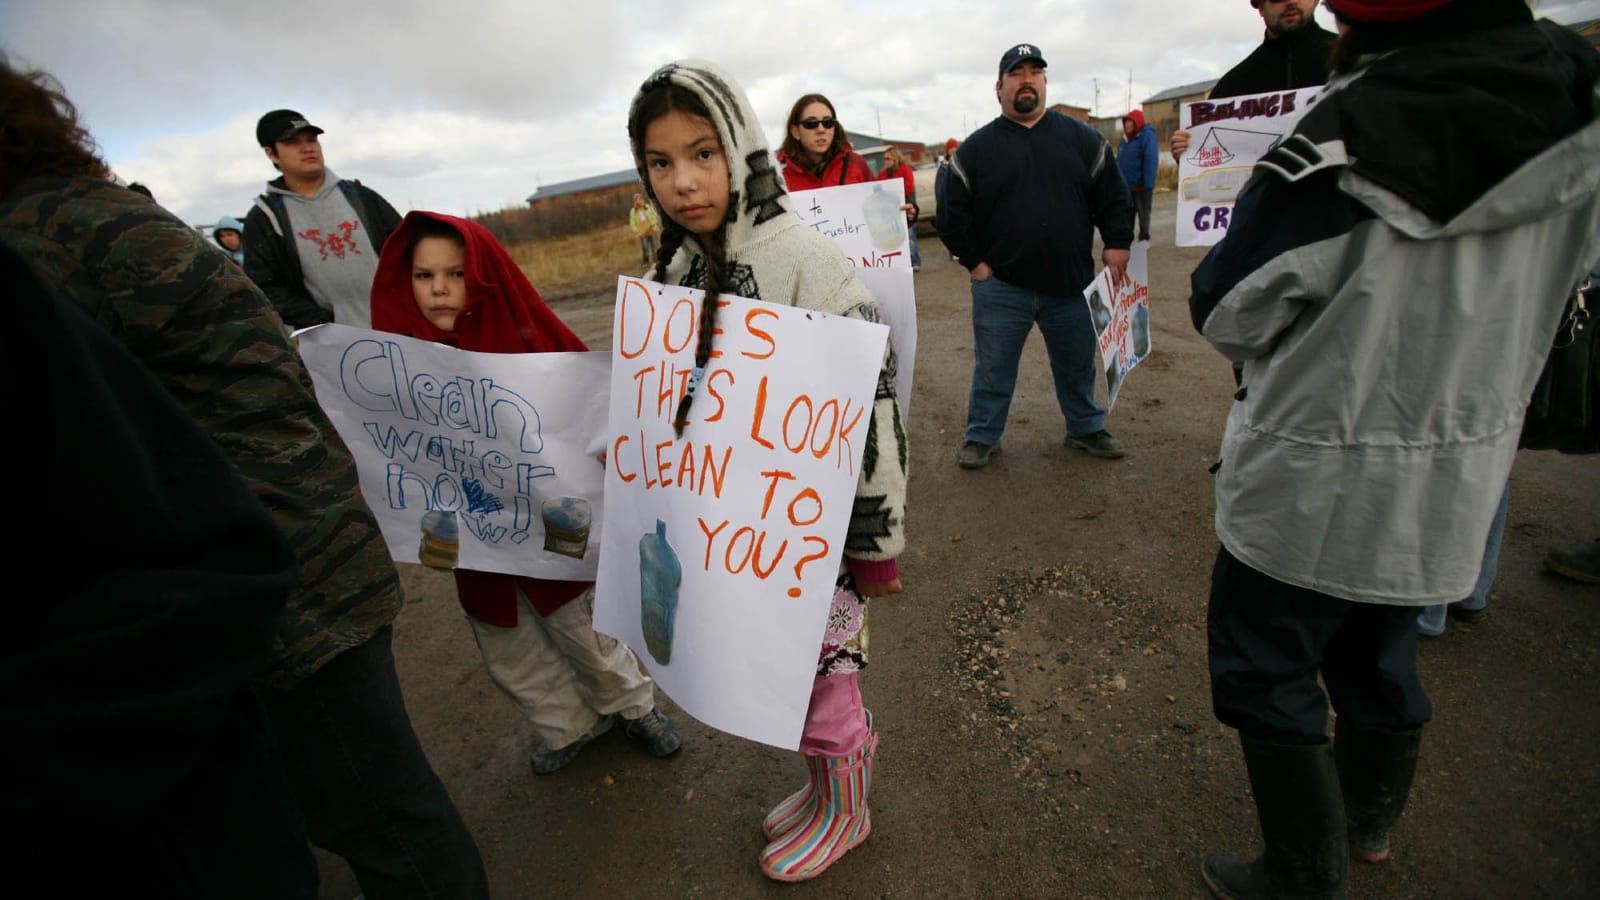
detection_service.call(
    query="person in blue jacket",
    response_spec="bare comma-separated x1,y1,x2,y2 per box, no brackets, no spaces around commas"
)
213,214,246,267
1117,110,1157,242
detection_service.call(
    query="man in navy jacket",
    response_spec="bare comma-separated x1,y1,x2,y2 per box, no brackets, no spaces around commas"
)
938,42,1134,470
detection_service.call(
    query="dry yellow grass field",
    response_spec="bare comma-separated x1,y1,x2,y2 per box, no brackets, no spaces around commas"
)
1157,159,1179,191
505,225,644,300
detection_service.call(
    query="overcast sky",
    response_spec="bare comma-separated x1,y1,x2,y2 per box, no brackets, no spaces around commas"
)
4,0,1596,226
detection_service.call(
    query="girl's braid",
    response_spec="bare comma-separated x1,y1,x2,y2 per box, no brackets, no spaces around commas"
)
671,225,728,437
648,213,684,283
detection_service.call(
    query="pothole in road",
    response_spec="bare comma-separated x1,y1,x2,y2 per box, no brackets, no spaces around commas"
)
947,562,1218,819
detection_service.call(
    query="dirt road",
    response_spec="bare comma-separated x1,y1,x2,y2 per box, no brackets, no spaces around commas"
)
319,191,1600,899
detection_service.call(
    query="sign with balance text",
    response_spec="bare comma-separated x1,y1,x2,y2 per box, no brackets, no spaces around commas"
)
1176,86,1321,247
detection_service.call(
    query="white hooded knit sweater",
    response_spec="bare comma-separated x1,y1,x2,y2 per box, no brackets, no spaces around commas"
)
628,60,908,566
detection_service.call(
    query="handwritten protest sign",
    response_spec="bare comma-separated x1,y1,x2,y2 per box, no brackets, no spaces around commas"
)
298,324,611,579
1176,86,1320,247
593,277,888,750
1083,244,1151,411
789,181,917,420
789,180,910,266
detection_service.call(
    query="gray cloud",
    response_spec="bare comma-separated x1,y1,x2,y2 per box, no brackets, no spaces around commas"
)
4,0,1594,223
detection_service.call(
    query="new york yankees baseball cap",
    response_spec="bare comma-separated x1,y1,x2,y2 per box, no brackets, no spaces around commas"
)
998,43,1047,78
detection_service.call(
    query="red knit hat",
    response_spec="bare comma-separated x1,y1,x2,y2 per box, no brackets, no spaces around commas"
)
1324,0,1455,21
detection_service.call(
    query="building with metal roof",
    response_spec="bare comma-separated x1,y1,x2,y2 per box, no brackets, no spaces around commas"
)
525,169,641,206
1144,79,1220,106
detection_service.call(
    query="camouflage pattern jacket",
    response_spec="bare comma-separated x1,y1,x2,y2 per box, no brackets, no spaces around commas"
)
0,176,404,693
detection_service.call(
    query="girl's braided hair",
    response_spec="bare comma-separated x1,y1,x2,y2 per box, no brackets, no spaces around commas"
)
629,82,735,438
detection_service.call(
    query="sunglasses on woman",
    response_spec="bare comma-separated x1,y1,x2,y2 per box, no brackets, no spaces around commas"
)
798,117,837,130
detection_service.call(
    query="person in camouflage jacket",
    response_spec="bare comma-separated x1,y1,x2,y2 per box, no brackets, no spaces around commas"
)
0,57,488,898
3,174,405,687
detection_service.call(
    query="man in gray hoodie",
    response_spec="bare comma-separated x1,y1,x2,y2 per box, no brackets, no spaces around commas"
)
243,109,401,330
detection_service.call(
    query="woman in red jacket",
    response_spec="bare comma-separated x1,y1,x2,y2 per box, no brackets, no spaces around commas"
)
778,93,873,190
877,146,922,270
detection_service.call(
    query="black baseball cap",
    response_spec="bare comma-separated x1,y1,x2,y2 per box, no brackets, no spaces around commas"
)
256,109,324,147
998,43,1047,78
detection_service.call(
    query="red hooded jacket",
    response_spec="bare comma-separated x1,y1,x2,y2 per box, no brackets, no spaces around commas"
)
370,210,592,626
779,148,874,191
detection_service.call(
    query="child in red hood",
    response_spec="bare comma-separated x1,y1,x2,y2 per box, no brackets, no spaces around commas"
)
370,210,682,774
1116,110,1157,242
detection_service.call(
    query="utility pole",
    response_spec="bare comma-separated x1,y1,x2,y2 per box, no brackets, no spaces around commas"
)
876,106,883,138
1127,69,1133,114
1092,78,1101,117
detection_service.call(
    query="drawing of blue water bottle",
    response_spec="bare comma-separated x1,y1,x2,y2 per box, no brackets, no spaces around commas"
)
1133,302,1151,358
639,519,681,666
862,183,906,253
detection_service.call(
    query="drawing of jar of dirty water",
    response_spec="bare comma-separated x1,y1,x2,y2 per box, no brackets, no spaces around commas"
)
418,510,459,570
541,496,592,559
639,519,681,666
862,183,907,252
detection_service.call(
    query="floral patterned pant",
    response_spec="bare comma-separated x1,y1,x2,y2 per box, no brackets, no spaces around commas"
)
818,572,868,676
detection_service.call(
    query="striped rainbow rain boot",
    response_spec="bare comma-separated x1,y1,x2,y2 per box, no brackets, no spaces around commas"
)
758,728,877,882
761,779,816,840
762,712,874,840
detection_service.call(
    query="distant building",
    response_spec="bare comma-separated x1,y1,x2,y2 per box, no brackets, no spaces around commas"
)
845,130,929,172
1049,103,1091,122
525,169,640,208
517,168,643,241
1141,78,1219,147
1088,115,1125,146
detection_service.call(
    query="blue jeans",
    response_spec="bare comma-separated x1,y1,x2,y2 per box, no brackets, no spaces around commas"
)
908,227,922,268
262,626,489,899
965,275,1104,444
1417,481,1510,635
639,234,658,264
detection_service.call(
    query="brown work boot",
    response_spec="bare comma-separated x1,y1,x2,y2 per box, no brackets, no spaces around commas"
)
958,440,1001,469
1065,429,1126,459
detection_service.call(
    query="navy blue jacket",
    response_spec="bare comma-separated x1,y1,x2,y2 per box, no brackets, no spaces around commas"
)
937,109,1133,296
1210,21,1334,101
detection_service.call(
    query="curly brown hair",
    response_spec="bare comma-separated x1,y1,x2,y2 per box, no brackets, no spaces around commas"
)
0,55,111,195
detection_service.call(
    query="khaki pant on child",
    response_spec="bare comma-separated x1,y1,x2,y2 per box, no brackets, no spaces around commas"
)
465,587,656,749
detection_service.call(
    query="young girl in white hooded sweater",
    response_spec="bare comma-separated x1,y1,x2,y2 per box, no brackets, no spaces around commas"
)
626,60,910,882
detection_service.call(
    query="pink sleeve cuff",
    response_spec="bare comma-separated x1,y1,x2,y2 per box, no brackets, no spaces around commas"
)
848,557,900,584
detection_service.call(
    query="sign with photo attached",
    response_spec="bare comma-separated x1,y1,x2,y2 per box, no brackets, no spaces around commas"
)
297,323,611,579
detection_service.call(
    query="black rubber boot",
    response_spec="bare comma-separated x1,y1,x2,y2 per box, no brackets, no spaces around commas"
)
1334,718,1421,863
1202,737,1347,900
